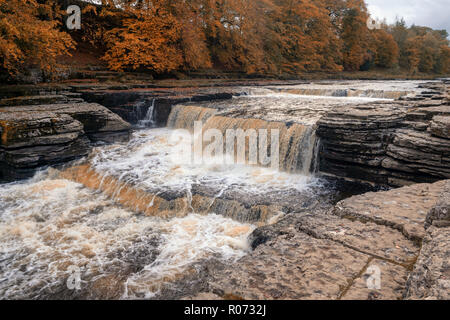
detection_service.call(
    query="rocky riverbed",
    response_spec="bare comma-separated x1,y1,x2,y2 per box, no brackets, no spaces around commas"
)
0,79,448,300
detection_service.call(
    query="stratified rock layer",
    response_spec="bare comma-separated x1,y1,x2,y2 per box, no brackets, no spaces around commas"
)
0,103,131,180
317,82,450,187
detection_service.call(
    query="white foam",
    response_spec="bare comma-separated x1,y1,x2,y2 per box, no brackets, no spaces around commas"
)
90,128,321,196
0,175,254,299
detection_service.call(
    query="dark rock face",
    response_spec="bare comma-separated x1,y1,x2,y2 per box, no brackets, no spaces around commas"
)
80,88,236,126
317,82,450,187
0,103,131,181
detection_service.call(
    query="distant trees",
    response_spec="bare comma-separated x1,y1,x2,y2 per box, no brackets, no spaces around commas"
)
0,0,449,81
0,0,74,80
371,29,399,68
389,19,450,74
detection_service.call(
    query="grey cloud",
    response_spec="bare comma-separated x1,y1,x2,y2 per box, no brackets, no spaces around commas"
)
366,0,450,35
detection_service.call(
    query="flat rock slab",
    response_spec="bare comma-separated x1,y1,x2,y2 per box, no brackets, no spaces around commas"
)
295,213,419,266
208,231,370,300
342,259,408,300
405,226,450,300
333,180,447,241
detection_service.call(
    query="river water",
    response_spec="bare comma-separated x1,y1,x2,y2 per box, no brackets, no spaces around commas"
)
0,80,426,299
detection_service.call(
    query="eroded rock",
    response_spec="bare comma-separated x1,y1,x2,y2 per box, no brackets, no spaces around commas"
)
430,115,450,139
333,180,447,241
0,103,131,180
405,226,450,300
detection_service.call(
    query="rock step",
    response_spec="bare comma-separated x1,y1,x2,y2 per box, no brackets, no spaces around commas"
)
60,164,330,225
0,103,131,181
0,95,84,107
333,180,446,241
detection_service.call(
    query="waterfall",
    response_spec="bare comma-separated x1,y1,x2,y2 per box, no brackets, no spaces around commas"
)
166,105,319,175
202,116,318,174
137,99,156,128
167,105,217,130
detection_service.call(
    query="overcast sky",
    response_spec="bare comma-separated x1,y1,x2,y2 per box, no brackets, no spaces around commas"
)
365,0,450,34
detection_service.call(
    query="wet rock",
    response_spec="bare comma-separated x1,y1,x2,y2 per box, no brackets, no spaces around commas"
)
202,179,449,300
207,230,370,300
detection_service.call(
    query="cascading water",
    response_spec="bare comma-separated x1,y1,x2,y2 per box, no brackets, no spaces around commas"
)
0,170,254,299
136,99,156,128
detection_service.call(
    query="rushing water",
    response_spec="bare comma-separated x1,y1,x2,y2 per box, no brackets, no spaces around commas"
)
0,171,254,299
0,81,423,299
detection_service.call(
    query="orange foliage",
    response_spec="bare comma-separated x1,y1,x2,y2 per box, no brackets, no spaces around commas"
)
372,29,399,68
102,1,182,73
0,0,74,80
340,0,370,71
1,0,449,79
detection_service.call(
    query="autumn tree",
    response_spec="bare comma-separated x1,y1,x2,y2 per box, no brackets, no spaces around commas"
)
102,0,183,73
371,29,399,68
199,0,271,74
391,25,450,74
0,0,74,81
438,45,450,74
264,0,343,74
340,0,370,71
174,0,212,70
